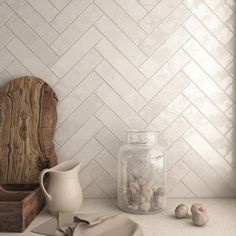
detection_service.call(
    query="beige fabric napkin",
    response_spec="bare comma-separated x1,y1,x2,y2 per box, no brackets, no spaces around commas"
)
32,213,143,236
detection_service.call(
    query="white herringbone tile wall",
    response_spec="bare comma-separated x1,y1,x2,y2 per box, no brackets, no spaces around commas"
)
0,0,235,198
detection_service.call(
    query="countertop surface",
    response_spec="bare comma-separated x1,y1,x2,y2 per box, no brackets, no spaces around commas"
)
1,199,236,236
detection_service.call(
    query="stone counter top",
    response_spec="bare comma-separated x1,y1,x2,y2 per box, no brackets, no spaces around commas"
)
1,199,236,236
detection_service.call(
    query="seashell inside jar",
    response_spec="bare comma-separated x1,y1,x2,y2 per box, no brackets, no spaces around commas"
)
117,130,166,214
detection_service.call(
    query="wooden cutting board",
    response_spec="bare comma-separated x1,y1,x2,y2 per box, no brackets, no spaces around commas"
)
0,76,58,183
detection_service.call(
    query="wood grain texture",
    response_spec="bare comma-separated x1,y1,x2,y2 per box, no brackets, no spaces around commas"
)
0,76,58,183
0,184,45,232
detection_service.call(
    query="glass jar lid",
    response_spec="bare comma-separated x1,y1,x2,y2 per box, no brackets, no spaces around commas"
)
127,130,159,145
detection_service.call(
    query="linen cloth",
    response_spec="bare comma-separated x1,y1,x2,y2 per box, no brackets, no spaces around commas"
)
32,213,143,236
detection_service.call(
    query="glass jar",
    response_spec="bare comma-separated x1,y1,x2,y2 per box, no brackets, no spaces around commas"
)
117,130,166,214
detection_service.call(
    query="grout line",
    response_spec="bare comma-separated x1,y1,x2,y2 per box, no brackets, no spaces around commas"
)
181,87,232,138
139,67,191,125
94,57,148,103
183,0,234,43
113,0,147,23
94,111,125,144
55,94,103,146
182,40,233,92
49,1,97,45
181,64,233,113
94,79,148,127
5,0,59,45
94,0,147,46
48,0,72,13
138,47,191,101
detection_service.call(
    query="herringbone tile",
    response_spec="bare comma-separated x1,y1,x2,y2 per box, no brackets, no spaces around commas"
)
0,0,235,198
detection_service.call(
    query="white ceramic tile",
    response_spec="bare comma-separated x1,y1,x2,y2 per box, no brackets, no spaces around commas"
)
115,0,147,22
50,0,92,33
0,48,14,73
27,0,58,22
225,151,236,167
138,0,161,11
183,127,232,178
183,105,232,156
166,138,190,170
184,16,233,68
6,60,32,78
48,0,71,11
7,15,58,67
0,26,14,51
0,70,13,87
79,160,103,190
183,0,233,44
183,149,236,197
183,60,232,112
54,49,102,100
95,170,117,198
55,94,103,145
0,3,14,28
73,138,103,171
83,182,107,198
95,0,146,45
7,38,58,86
140,0,182,33
96,149,117,179
224,170,236,190
140,4,191,55
167,160,190,192
57,71,102,123
140,71,190,123
51,4,102,55
95,60,146,112
139,49,190,101
57,117,103,161
184,39,233,90
139,27,190,78
183,83,232,134
182,171,217,197
95,127,122,158
95,15,147,67
159,116,190,149
51,27,102,78
95,38,146,89
225,127,233,143
147,94,190,132
95,83,146,129
168,182,192,198
95,105,129,143
6,0,58,44
202,0,233,22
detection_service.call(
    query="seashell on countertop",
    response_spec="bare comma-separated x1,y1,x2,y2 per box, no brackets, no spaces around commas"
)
191,203,209,226
175,204,189,219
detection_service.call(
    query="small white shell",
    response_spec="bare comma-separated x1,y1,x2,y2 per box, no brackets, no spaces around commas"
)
191,203,209,226
141,184,153,201
130,181,140,192
151,187,167,210
138,177,146,186
175,204,189,219
128,203,139,211
140,201,151,212
151,196,166,209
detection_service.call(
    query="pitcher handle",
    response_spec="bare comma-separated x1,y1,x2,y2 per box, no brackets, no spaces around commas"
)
40,169,52,200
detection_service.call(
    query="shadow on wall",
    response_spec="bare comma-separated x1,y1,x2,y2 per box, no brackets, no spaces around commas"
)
233,8,236,177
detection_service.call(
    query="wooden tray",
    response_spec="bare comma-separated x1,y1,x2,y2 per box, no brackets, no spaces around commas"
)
0,184,45,232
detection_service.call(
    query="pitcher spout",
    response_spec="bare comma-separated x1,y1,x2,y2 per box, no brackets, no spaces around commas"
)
46,160,80,173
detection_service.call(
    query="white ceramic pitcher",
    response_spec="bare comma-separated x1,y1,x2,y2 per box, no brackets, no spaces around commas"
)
39,160,83,215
